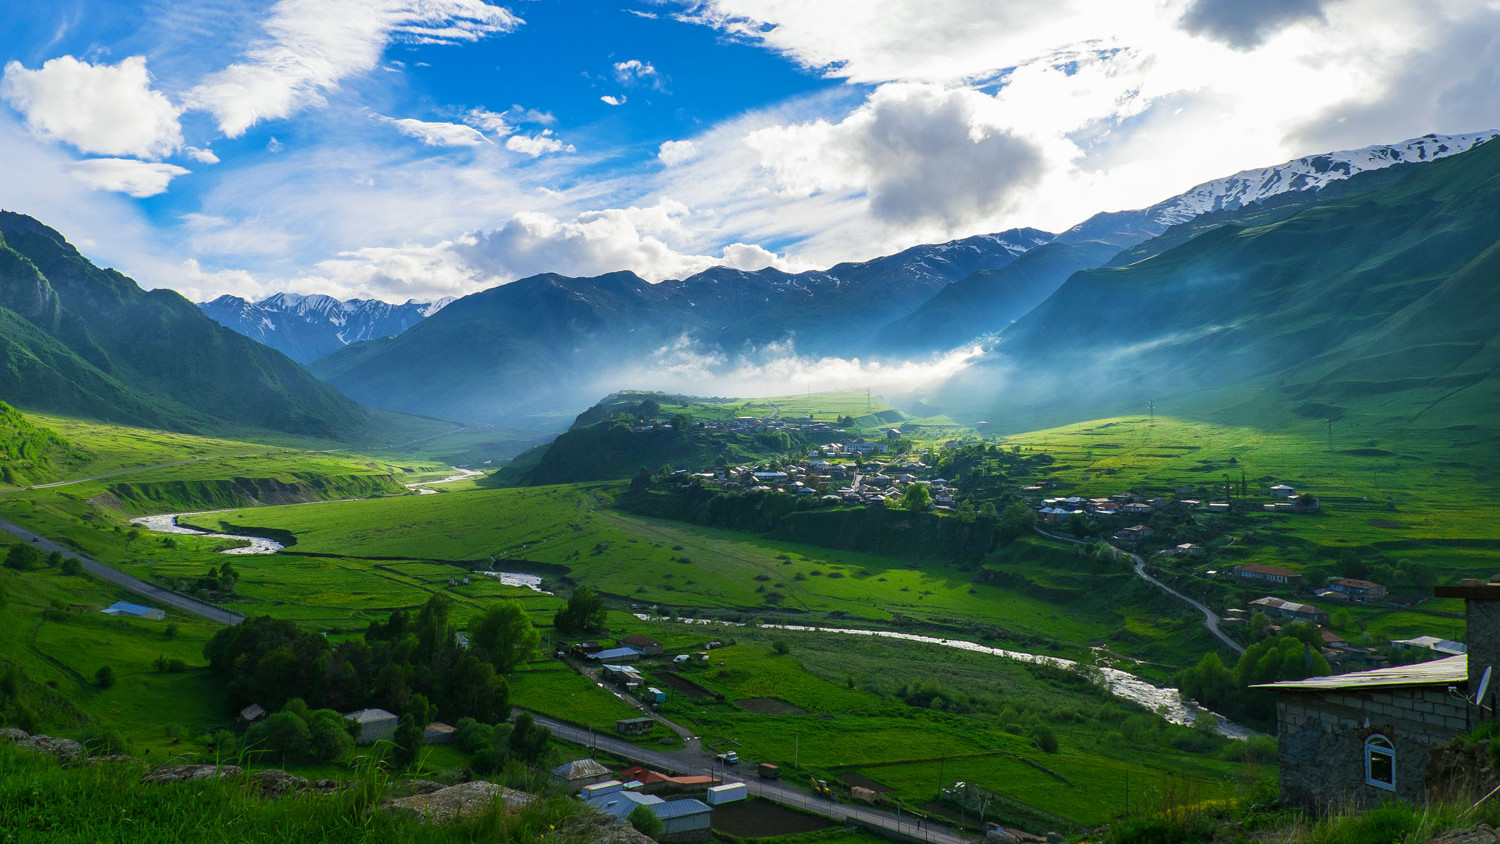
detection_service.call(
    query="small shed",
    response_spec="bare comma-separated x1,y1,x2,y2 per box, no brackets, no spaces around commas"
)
1271,484,1295,498
553,758,612,788
101,601,166,621
238,703,266,723
423,721,456,744
622,635,664,656
644,687,666,704
588,647,643,664
654,798,713,841
617,717,655,736
706,783,747,805
344,708,399,745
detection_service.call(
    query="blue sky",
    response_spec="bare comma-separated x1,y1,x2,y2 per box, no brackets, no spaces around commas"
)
1,0,1497,303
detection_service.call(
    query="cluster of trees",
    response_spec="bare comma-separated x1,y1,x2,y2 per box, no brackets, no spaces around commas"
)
1176,623,1330,723
4,545,69,572
453,711,552,773
204,594,536,734
171,563,238,598
553,587,606,634
241,698,355,764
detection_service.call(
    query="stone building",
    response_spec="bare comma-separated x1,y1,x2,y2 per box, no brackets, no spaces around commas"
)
1257,580,1500,810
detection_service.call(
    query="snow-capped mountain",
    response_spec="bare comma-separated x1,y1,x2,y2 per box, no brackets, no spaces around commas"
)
1062,131,1498,241
198,293,452,365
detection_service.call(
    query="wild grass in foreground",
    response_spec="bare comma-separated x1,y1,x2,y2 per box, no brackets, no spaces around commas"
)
0,741,588,843
1103,784,1500,844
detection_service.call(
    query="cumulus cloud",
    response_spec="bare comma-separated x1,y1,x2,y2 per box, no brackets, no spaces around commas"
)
185,0,522,137
504,130,574,157
0,56,182,158
463,106,511,136
1178,0,1326,49
185,146,220,164
746,83,1044,227
600,94,625,106
613,58,662,89
70,158,190,197
658,139,699,165
379,115,491,146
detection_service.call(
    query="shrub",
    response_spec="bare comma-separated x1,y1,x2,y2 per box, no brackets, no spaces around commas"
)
94,666,114,689
1031,724,1059,753
628,804,664,838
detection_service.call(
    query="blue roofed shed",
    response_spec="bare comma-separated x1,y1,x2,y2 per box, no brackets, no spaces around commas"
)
101,601,166,621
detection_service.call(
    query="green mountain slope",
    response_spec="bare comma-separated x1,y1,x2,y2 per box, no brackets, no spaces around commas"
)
941,137,1500,431
0,213,368,439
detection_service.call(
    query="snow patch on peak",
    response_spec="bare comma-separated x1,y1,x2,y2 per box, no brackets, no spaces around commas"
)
1148,131,1498,227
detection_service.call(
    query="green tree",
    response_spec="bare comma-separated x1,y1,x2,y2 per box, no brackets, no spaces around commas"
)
508,712,551,763
45,551,62,568
60,557,82,576
306,708,354,762
628,804,664,838
94,666,115,688
5,544,40,570
470,602,539,674
996,502,1037,543
245,711,312,763
901,483,932,511
553,586,607,634
1031,724,1059,753
392,713,423,768
1174,652,1237,711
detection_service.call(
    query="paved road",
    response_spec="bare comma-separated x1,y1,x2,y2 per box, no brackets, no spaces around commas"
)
0,517,244,626
529,712,976,843
1036,527,1243,655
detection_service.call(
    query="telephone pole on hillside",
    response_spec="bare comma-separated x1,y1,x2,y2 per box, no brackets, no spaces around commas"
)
1148,398,1155,425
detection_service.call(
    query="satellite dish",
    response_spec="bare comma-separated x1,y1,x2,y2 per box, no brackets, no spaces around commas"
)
1473,666,1493,707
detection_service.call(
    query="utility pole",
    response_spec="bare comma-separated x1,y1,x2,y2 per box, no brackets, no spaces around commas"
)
1326,418,1334,452
1147,398,1155,425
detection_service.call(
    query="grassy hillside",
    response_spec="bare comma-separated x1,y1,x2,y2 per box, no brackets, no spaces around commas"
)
0,213,368,440
943,137,1500,436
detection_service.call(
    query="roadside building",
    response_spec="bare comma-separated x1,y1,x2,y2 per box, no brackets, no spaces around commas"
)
1329,578,1387,603
344,708,399,745
1250,596,1329,625
621,635,664,656
617,717,655,736
1233,564,1303,587
588,647,643,664
101,601,166,621
552,758,612,789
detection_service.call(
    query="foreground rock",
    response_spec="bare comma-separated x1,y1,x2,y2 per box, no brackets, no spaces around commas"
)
555,813,656,844
1429,827,1500,844
385,781,536,824
141,764,243,784
247,769,309,796
0,728,83,762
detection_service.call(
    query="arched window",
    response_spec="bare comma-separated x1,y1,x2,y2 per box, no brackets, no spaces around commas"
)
1365,734,1395,790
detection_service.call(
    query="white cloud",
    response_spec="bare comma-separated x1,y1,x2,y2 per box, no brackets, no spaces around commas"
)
379,115,491,147
613,58,662,89
184,0,523,137
657,139,699,165
70,158,191,197
0,56,182,158
621,337,985,398
504,130,574,157
184,146,220,164
464,106,511,136
266,136,285,153
600,94,625,106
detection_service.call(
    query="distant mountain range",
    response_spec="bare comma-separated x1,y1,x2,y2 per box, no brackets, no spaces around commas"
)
5,130,1494,443
295,132,1494,426
198,293,452,365
0,213,367,439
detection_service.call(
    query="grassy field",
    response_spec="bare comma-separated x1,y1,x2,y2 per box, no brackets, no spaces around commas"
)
182,484,1199,662
611,622,1256,829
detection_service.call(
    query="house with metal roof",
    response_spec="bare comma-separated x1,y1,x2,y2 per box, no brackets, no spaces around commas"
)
343,708,399,744
101,601,166,620
1255,580,1500,811
581,781,711,841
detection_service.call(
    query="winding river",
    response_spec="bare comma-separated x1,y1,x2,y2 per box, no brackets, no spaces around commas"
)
636,614,1255,739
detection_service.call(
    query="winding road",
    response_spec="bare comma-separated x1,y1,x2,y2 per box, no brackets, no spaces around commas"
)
1036,527,1243,655
530,712,977,844
0,517,244,626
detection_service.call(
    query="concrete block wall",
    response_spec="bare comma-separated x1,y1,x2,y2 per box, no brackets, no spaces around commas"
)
1278,686,1468,811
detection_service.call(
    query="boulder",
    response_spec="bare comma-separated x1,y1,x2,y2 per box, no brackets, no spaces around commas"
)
142,764,242,784
986,828,1021,844
385,781,535,824
554,813,657,843
248,769,309,796
17,735,83,762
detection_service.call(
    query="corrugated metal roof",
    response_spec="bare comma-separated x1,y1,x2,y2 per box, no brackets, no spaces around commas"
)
654,798,711,819
1252,654,1466,691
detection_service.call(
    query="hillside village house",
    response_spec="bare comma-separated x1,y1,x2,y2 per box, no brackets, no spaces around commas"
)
1258,580,1500,810
1250,596,1330,626
1233,564,1303,587
1328,578,1387,603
